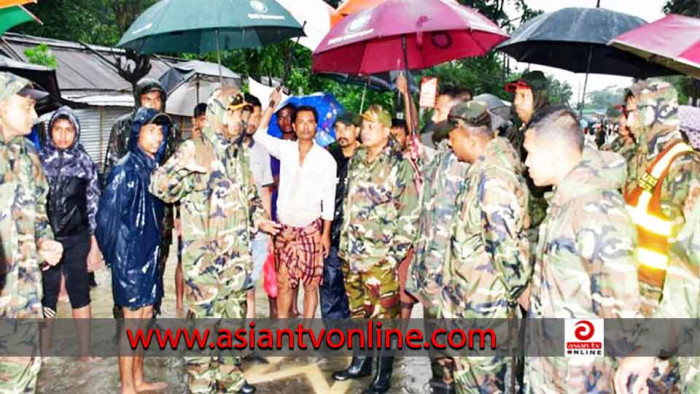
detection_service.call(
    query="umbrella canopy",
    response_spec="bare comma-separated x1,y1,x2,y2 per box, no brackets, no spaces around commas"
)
313,0,508,75
159,60,241,116
278,0,334,51
0,5,41,35
0,54,62,113
0,0,35,9
267,93,345,146
496,7,676,78
332,0,385,26
117,0,304,54
610,14,700,79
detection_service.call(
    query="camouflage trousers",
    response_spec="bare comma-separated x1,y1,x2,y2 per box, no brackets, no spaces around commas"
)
679,357,700,393
341,260,400,319
184,250,250,394
424,306,455,389
0,321,41,393
453,356,508,394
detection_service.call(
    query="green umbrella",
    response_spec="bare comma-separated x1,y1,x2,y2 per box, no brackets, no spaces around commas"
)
117,0,304,54
0,5,41,36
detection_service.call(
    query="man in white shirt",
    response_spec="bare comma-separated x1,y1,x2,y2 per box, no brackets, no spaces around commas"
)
252,89,337,318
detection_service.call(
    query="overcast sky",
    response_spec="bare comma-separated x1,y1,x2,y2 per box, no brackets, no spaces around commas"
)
502,0,668,103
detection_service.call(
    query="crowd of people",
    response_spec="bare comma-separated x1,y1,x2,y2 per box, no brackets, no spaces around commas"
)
1,66,700,394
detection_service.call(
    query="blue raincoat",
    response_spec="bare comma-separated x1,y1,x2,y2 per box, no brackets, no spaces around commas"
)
95,108,169,309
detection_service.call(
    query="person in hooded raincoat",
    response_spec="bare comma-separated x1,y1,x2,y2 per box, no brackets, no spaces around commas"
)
96,107,171,394
39,106,102,359
104,77,180,317
613,80,700,394
149,87,278,394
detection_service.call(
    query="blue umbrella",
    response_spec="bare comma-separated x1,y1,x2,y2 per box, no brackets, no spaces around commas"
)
268,93,345,147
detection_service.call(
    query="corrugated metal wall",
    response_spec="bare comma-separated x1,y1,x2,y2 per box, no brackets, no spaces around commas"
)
43,107,189,174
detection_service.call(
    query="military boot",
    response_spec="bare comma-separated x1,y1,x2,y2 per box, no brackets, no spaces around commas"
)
332,356,373,381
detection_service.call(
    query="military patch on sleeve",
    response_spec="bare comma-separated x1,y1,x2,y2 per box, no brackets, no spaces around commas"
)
685,182,700,218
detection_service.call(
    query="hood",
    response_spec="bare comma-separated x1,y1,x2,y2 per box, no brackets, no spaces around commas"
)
46,106,81,151
135,77,167,112
130,107,171,161
553,145,627,204
629,79,681,156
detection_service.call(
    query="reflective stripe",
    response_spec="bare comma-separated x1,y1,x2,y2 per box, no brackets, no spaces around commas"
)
627,142,692,237
649,143,693,179
637,248,669,271
627,192,674,236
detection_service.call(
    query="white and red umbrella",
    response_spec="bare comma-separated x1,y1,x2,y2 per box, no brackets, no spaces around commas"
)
609,14,700,78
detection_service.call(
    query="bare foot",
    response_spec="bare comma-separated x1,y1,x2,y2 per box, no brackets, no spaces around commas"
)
135,381,167,393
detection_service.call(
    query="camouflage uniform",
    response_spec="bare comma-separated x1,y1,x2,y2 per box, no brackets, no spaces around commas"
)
624,80,700,313
656,201,700,392
525,142,641,393
338,141,420,319
405,140,467,391
623,81,700,391
441,132,530,393
149,90,266,393
0,73,52,393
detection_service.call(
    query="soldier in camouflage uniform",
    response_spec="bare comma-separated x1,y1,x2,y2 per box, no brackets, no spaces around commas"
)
150,88,277,394
0,72,63,393
615,199,700,394
439,101,530,393
522,105,641,393
333,105,420,394
613,81,700,394
405,138,467,393
622,80,700,313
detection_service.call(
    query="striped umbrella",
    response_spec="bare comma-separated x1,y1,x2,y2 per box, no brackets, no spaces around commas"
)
0,0,36,9
0,5,42,36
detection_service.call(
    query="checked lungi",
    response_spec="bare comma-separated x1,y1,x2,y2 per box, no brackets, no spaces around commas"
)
274,219,324,289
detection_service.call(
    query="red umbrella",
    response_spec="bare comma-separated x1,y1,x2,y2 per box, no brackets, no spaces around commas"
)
313,0,508,75
609,14,700,78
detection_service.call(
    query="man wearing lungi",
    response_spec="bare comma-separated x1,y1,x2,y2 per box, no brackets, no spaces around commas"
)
252,89,337,318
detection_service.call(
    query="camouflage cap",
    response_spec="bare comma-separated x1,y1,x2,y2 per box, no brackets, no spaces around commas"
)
0,71,47,102
447,100,491,128
361,104,391,128
504,70,548,93
335,112,360,127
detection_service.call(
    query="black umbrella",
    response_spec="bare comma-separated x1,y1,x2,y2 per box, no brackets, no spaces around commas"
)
496,7,677,112
0,54,64,114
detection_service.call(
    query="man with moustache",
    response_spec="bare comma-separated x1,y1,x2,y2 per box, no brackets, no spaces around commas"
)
320,113,360,319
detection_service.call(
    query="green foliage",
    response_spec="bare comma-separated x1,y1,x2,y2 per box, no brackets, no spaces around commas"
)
663,0,700,17
15,0,578,121
16,0,154,46
585,87,625,110
24,43,57,69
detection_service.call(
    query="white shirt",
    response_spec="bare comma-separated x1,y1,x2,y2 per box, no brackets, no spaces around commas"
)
254,128,337,228
248,140,274,196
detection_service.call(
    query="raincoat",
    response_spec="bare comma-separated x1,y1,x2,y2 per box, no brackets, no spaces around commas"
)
103,77,176,177
40,106,100,238
96,108,169,309
525,141,641,393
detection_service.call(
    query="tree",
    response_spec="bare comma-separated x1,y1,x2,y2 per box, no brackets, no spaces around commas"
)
663,0,700,17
